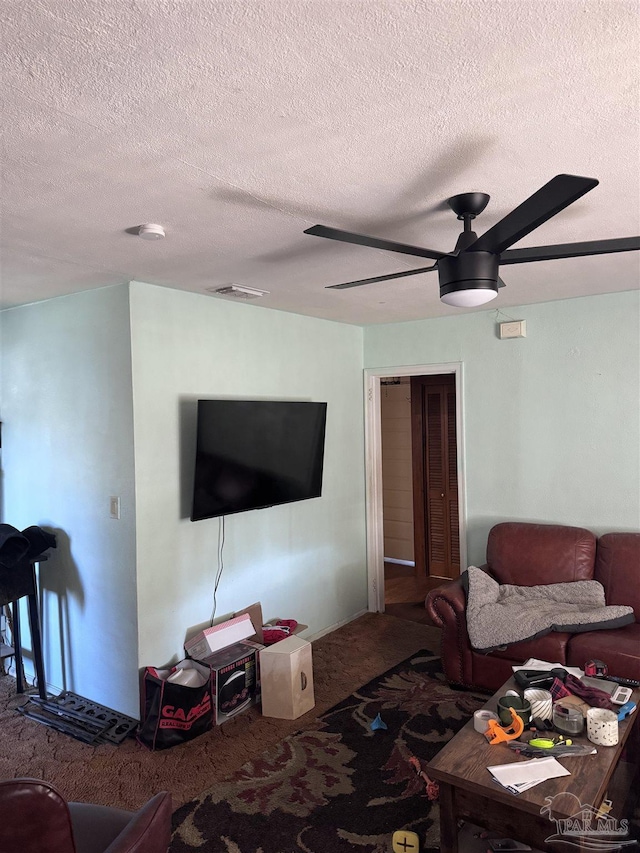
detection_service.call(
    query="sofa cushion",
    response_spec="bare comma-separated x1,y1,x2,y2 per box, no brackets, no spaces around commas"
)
595,533,640,621
487,522,596,585
488,631,572,665
566,623,640,682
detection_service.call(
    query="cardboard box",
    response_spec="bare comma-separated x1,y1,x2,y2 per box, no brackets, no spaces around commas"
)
234,602,308,644
184,613,255,661
260,635,315,720
198,640,263,725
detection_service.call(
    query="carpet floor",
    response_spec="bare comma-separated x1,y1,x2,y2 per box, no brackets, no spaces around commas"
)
170,648,488,853
3,613,639,851
0,612,442,811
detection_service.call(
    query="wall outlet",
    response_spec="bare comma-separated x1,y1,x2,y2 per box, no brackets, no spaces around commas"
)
109,496,121,519
499,320,526,339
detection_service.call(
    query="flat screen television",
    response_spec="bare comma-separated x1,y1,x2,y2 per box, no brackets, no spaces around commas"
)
191,400,327,521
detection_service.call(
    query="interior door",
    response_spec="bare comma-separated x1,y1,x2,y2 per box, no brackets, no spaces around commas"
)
411,374,460,585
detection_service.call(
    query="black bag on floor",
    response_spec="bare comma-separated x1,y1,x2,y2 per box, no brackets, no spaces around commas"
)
138,660,213,750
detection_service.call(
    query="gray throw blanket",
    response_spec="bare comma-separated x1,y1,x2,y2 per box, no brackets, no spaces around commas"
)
464,566,635,652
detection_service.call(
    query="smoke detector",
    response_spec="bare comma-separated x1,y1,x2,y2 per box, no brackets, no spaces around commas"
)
209,284,269,300
138,223,166,240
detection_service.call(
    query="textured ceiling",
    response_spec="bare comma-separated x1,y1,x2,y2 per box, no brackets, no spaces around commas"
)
1,0,639,324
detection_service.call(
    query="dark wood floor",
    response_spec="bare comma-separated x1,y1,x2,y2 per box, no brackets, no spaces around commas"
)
384,563,434,624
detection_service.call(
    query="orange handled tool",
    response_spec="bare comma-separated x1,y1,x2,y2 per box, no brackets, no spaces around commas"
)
484,707,525,744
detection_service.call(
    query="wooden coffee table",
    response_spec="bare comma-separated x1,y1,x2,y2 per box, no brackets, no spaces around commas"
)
427,677,640,852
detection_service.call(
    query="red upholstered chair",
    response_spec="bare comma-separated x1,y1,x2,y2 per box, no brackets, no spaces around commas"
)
0,778,172,853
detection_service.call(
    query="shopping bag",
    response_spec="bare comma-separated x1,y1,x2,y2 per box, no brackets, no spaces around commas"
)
137,659,213,750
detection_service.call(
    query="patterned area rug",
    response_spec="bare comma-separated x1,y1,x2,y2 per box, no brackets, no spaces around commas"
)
170,649,487,852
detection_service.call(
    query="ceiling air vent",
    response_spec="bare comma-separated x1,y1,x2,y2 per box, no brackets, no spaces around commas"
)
208,284,269,300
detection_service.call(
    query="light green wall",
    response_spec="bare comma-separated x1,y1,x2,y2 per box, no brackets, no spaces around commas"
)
364,290,640,564
2,283,636,718
0,286,138,716
129,282,366,670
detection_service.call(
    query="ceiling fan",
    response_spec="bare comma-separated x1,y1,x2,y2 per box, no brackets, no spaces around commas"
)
303,174,640,307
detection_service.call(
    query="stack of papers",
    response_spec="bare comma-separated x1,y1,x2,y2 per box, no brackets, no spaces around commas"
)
488,756,570,795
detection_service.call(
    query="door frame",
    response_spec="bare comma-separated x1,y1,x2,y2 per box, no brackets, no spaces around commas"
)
364,362,467,613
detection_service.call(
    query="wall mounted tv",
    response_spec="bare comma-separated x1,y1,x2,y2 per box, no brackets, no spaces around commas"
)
191,400,327,521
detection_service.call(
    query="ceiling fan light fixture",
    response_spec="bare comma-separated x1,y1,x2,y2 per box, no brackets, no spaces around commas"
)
437,251,499,307
440,283,498,307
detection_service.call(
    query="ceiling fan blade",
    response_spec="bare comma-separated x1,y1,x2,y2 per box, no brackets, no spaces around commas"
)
500,235,640,265
326,264,438,290
304,224,446,261
498,276,506,288
466,174,599,255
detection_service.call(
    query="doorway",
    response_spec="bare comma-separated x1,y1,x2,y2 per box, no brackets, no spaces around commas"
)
364,364,467,617
378,377,425,620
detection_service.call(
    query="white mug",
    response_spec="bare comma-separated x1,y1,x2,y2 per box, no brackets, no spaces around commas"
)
586,708,618,746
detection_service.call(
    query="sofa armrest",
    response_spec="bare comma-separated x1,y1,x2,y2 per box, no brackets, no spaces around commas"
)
426,577,474,686
425,578,466,627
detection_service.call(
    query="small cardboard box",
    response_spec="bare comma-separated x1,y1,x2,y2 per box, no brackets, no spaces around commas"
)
259,635,315,720
184,613,255,661
198,640,263,725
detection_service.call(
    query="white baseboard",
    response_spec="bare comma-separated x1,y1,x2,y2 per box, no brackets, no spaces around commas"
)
305,608,369,642
2,661,61,696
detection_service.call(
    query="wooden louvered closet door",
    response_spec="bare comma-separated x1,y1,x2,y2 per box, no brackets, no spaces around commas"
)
411,375,460,585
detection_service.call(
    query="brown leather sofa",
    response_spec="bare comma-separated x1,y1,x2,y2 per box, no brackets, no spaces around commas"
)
425,522,640,693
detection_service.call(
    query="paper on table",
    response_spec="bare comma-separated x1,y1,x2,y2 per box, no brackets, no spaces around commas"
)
512,657,584,679
488,756,570,795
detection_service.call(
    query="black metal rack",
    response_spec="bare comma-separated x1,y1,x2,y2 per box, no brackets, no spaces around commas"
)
1,549,137,744
0,555,48,700
19,691,138,745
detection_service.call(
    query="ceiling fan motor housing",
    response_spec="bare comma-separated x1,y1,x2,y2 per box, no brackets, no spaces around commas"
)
438,251,499,299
